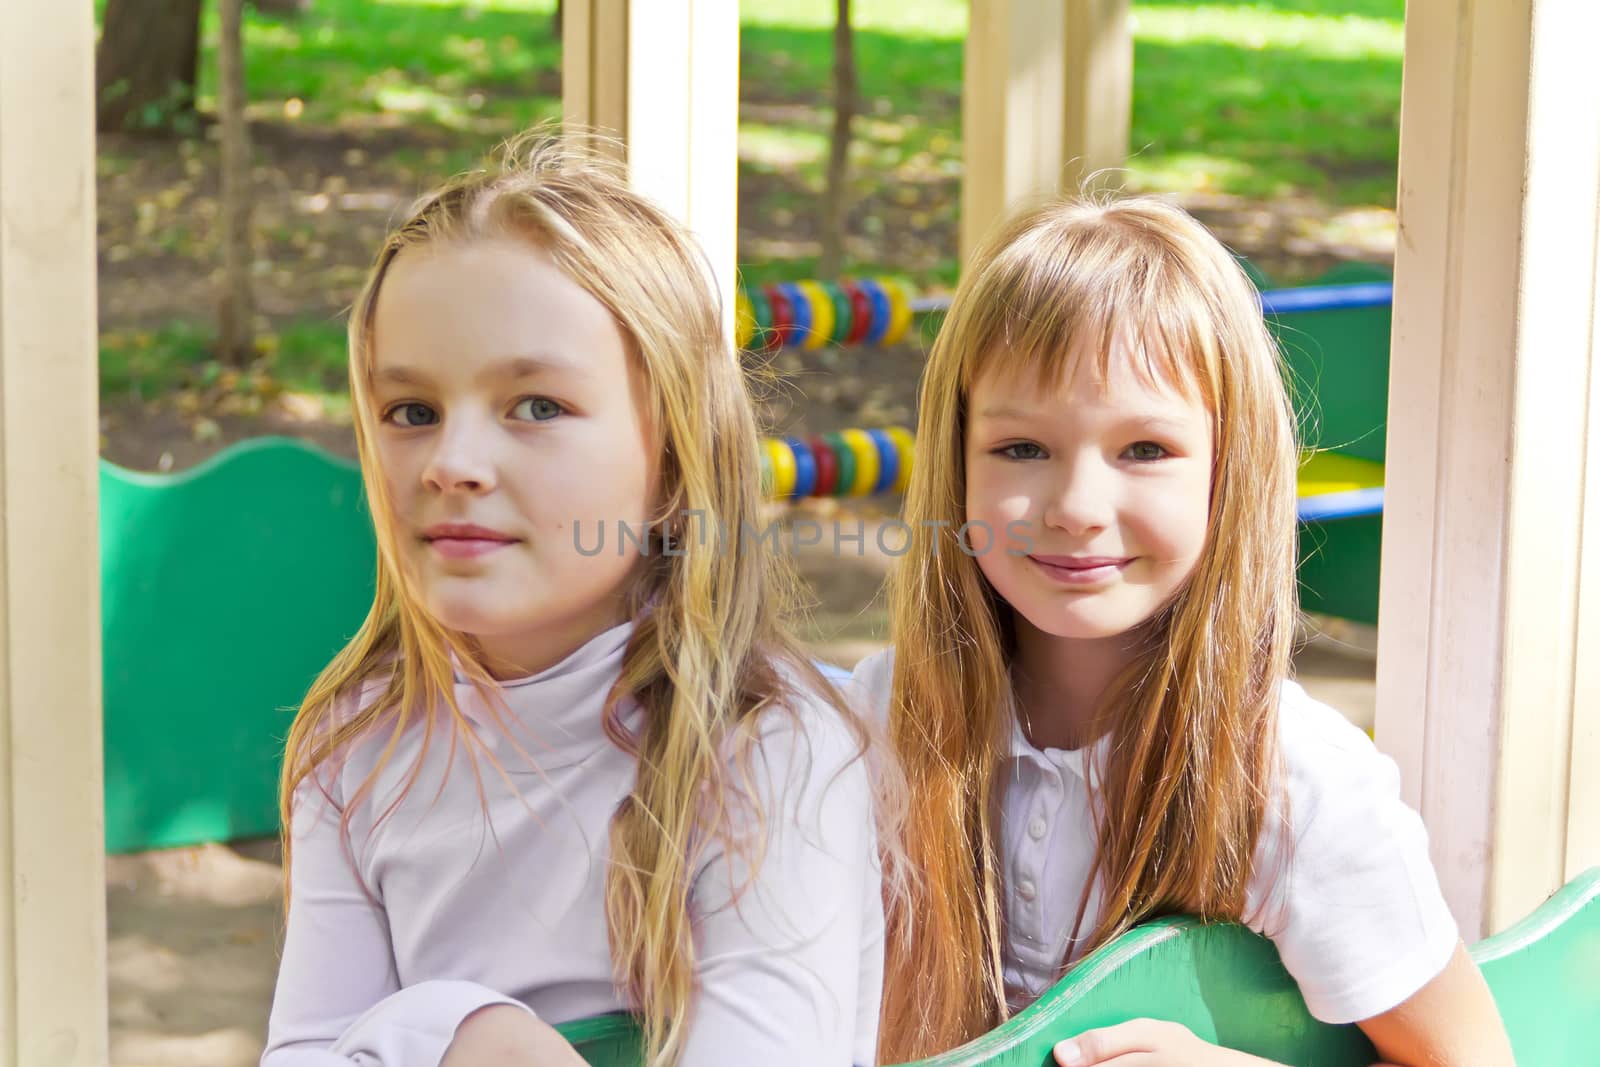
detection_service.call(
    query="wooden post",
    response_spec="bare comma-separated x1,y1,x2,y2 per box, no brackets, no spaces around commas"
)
218,0,256,365
1062,0,1132,197
1377,0,1600,938
0,0,108,1064
960,0,1131,264
562,0,740,339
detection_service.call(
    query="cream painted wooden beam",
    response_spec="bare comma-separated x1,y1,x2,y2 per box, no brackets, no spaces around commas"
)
562,0,740,339
0,1,108,1065
1377,0,1600,939
960,0,1131,263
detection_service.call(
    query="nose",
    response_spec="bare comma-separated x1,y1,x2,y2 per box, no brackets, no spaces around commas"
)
1040,452,1112,537
421,415,498,495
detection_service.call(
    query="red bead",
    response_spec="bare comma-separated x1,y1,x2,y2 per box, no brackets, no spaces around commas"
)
842,281,875,345
810,434,839,496
763,283,794,349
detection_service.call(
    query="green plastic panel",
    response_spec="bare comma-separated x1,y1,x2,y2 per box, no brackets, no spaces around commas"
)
1297,512,1382,625
1269,263,1393,467
101,437,375,853
555,868,1600,1067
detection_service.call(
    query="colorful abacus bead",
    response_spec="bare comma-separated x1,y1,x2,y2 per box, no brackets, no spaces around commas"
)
842,281,875,345
810,434,839,496
881,278,914,345
821,431,857,496
745,286,776,352
797,280,834,349
866,428,899,493
886,426,915,493
858,279,893,345
786,436,818,498
777,282,812,350
735,290,756,351
840,429,880,497
762,283,794,350
822,282,854,348
763,437,797,499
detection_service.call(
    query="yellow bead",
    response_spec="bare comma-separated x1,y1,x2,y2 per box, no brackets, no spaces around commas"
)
886,426,915,494
763,436,797,499
880,278,914,346
797,280,835,350
840,429,880,497
735,290,756,350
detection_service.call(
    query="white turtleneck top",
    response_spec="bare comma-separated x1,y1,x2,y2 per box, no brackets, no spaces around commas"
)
263,623,882,1067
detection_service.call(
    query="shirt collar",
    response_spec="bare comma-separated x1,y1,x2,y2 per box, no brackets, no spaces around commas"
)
1007,708,1110,786
448,620,636,752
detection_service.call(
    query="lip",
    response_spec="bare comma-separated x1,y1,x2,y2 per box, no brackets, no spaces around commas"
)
422,522,519,560
1028,554,1130,585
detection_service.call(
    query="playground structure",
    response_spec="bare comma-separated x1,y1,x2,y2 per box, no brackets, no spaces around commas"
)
2,3,1598,1067
97,267,1389,857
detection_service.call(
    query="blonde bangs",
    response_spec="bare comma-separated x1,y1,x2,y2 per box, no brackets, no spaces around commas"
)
958,202,1229,419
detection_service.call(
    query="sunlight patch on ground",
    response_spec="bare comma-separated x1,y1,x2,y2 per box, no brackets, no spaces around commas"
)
1134,8,1402,59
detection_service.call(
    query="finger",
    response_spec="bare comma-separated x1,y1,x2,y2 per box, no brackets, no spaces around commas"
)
1053,1020,1165,1065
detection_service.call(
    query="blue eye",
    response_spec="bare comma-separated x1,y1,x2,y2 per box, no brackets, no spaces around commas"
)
997,442,1046,460
1125,441,1168,461
511,397,564,422
384,402,438,427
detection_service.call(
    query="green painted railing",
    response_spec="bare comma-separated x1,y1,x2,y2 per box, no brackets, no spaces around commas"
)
557,867,1600,1067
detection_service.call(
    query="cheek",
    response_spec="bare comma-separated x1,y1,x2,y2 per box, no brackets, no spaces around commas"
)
964,462,1034,524
1135,475,1210,560
534,435,655,520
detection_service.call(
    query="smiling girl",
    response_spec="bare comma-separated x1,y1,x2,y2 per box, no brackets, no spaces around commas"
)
261,135,890,1067
858,197,1516,1067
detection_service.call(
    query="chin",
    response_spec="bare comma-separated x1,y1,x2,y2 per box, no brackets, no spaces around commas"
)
1015,604,1144,643
424,593,532,640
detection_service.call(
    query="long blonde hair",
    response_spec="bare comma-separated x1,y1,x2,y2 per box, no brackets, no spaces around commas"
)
879,196,1299,1060
281,131,867,1067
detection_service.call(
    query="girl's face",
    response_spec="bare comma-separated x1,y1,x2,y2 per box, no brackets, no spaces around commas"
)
369,237,658,678
964,335,1213,644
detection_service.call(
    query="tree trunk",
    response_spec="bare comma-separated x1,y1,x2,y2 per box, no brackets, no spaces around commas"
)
96,0,203,134
819,0,856,281
218,0,255,365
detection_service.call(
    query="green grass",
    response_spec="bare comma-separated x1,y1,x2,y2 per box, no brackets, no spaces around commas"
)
200,0,563,132
735,0,1402,205
101,319,350,408
153,0,1402,205
95,0,1404,400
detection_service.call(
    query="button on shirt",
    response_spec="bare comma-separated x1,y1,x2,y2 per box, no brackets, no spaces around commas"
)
849,648,1459,1026
264,622,884,1067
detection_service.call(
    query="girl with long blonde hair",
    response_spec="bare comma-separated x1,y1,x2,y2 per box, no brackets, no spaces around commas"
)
263,133,888,1067
860,197,1513,1066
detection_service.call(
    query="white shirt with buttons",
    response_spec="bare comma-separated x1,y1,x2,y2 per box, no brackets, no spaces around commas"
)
849,648,1459,1026
263,622,884,1067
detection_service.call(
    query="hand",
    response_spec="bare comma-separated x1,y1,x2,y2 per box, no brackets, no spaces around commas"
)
1053,1019,1274,1066
441,1004,589,1067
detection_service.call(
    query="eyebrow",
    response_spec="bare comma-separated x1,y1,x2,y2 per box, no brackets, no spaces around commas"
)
1122,415,1197,435
372,354,581,388
972,407,1199,435
973,405,1039,421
